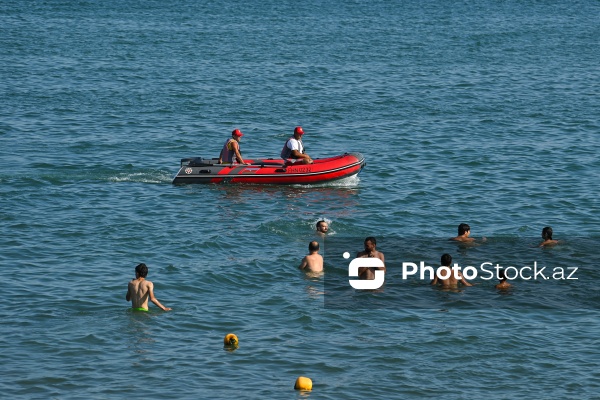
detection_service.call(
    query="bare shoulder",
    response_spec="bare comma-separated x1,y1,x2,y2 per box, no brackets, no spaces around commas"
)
141,279,154,289
540,239,559,247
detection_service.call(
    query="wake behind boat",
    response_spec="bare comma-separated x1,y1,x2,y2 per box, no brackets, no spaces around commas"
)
172,152,365,185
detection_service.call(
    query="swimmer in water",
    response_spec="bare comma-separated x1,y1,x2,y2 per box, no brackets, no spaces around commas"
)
450,223,486,243
298,241,324,273
316,220,329,235
126,263,171,311
356,236,385,280
539,226,559,247
431,253,473,288
495,268,512,290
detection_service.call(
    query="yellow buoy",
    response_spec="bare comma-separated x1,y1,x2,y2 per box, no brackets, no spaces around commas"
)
223,333,239,348
294,376,312,391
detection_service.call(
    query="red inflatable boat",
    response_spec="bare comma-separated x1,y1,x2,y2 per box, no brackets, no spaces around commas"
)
172,152,365,185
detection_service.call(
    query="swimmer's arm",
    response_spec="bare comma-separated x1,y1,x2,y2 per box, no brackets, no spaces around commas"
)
126,281,132,301
148,282,172,311
378,253,386,271
459,272,473,287
298,256,308,270
431,276,438,285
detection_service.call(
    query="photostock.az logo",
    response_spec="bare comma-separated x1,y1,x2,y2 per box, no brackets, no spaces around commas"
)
347,255,385,290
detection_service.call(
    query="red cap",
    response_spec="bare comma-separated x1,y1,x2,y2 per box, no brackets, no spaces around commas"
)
294,126,304,135
232,129,243,137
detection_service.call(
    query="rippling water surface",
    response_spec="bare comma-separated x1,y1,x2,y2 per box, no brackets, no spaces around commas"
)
1,0,599,398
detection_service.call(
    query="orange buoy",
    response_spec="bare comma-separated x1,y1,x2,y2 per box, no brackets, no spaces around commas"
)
294,376,312,391
223,333,239,348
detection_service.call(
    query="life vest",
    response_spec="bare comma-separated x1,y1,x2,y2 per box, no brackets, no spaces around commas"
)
280,137,303,159
220,138,240,163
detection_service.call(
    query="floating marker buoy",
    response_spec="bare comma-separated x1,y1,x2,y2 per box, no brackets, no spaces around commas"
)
223,333,239,348
294,376,312,391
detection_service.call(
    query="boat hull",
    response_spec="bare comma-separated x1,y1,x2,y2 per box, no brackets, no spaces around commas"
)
172,153,365,185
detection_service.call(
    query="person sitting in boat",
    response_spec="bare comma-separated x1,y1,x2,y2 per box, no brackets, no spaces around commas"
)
280,126,313,165
219,129,247,165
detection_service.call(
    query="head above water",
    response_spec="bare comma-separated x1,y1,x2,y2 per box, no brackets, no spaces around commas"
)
309,241,320,252
135,263,148,278
364,236,377,252
316,220,328,233
498,268,507,281
441,253,452,267
542,226,553,240
458,223,471,235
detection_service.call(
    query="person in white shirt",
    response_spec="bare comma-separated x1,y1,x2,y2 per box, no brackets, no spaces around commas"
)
280,126,313,164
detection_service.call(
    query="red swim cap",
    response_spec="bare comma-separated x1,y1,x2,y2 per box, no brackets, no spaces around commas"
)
294,126,304,135
232,129,243,137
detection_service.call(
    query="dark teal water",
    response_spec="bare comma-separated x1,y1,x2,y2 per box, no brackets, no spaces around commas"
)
1,0,599,398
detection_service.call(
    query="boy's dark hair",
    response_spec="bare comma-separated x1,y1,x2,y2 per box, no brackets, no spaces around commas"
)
309,241,320,252
441,253,452,267
135,263,148,278
498,268,507,281
542,226,553,240
458,223,470,235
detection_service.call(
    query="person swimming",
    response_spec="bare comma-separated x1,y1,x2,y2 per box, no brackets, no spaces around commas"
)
450,223,486,243
298,241,324,273
539,226,559,247
316,220,329,235
356,237,385,280
431,253,473,288
495,268,512,290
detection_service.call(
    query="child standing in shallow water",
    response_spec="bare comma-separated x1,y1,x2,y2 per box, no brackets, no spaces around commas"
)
126,263,171,311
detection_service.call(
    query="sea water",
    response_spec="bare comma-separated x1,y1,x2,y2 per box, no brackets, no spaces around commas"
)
1,0,599,398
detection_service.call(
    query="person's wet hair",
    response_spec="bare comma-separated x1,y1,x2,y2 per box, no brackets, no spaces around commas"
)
309,241,320,252
458,223,470,235
441,253,452,266
498,268,507,281
316,220,327,230
135,263,148,278
542,226,553,240
365,236,376,245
